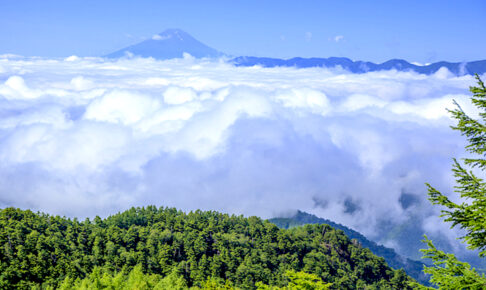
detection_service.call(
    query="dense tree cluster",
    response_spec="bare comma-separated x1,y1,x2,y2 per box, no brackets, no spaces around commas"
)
269,211,429,286
57,267,330,289
0,206,414,289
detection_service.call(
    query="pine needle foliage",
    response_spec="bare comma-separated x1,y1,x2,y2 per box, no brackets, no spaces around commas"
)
418,75,486,289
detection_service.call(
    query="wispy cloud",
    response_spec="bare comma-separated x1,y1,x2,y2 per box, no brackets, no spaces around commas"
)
152,34,171,41
334,35,344,42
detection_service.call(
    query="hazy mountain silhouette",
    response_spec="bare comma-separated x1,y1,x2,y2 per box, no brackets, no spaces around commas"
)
105,29,486,76
232,56,486,76
106,29,222,59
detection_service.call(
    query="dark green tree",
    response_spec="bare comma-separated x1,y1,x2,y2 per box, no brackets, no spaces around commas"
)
418,75,486,289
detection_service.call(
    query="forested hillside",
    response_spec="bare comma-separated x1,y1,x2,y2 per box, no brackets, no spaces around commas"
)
0,206,416,289
269,211,430,286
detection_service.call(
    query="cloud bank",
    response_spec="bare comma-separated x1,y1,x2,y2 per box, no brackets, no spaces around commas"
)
0,55,481,259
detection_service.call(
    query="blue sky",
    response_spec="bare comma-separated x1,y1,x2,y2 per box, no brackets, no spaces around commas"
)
1,0,485,62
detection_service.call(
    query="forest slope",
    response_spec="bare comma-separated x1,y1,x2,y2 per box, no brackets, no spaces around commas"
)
0,206,416,289
269,211,430,286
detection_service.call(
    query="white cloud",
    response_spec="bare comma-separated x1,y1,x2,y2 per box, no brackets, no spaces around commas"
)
334,35,344,42
0,76,39,99
0,55,481,262
163,86,197,104
71,76,94,90
275,88,330,115
65,55,80,62
152,34,171,41
339,94,387,111
182,52,195,60
84,90,162,125
411,61,431,66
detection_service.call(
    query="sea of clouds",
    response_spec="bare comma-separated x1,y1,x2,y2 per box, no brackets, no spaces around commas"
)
0,54,482,258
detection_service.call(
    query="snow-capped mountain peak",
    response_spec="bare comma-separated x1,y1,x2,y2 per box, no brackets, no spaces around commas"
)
107,29,222,59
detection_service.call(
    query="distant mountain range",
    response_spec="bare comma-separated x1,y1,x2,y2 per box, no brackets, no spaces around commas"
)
232,56,486,76
268,210,431,286
106,29,486,76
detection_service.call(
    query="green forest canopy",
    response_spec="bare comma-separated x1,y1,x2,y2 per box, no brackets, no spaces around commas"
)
1,206,416,289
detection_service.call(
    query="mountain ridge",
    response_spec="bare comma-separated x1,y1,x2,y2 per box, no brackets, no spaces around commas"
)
232,56,486,75
104,29,486,76
268,210,431,286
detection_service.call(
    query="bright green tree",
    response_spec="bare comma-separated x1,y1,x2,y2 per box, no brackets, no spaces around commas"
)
418,75,486,289
256,270,331,290
285,270,332,289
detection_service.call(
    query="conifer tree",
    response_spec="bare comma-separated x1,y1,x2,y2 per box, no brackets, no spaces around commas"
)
418,75,486,289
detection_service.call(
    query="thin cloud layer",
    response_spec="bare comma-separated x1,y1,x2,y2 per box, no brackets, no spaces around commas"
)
0,55,481,259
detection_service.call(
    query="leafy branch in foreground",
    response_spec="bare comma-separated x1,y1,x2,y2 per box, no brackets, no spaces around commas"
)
414,236,486,289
